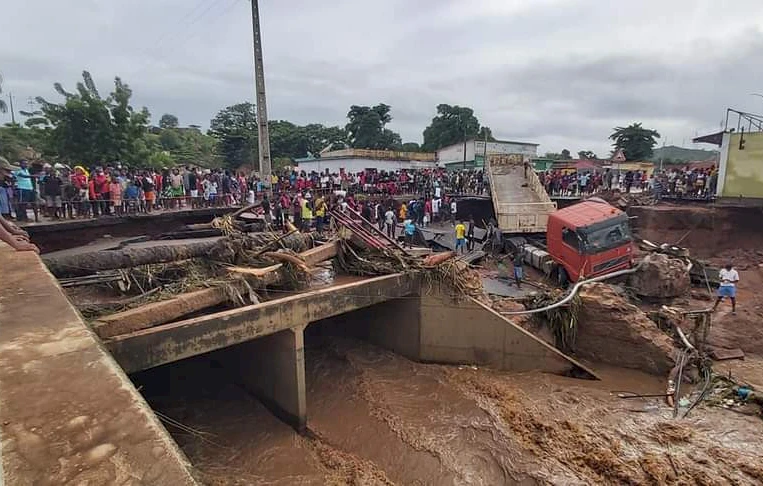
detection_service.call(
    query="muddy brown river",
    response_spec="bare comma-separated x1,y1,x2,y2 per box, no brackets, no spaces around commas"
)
132,336,763,485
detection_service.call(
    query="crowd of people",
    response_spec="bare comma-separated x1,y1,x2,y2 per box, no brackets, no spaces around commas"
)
0,161,273,221
0,155,720,227
537,165,719,199
0,160,491,222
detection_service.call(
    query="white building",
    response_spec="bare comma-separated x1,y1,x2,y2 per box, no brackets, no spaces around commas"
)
295,148,437,174
437,139,539,169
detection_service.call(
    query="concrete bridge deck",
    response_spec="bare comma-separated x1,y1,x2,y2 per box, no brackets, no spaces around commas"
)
0,243,198,485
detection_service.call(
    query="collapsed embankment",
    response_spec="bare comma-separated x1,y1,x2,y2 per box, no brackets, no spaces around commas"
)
629,205,763,259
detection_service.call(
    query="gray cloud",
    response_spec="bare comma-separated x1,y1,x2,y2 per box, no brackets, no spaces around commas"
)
2,0,763,157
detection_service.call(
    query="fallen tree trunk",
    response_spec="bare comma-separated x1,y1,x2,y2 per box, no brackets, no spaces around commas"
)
45,233,314,278
91,241,339,339
45,240,221,278
91,286,232,338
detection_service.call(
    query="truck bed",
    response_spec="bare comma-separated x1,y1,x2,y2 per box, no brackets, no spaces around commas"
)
487,156,557,233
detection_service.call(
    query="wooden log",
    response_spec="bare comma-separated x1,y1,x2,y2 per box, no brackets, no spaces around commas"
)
91,286,231,338
227,264,282,278
45,233,313,278
262,251,310,273
44,240,220,278
422,251,457,267
91,242,339,339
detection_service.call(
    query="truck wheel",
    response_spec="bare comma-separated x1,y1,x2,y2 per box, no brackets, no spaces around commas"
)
556,267,569,288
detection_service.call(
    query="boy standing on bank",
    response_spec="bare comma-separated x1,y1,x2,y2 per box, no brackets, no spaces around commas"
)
714,263,739,314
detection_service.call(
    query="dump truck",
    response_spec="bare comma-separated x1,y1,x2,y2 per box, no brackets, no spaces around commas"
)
508,198,634,285
486,153,557,233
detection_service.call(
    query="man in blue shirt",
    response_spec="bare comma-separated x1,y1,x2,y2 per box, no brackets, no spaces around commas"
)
12,160,35,221
403,219,416,248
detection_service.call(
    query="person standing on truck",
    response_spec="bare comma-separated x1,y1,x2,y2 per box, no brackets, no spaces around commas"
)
513,249,524,289
713,263,739,314
450,199,457,226
455,220,466,254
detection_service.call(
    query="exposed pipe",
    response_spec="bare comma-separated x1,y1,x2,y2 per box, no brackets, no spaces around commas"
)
674,324,696,352
499,263,642,316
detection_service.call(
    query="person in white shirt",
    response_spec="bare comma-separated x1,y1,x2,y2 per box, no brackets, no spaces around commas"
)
384,208,396,239
714,263,739,314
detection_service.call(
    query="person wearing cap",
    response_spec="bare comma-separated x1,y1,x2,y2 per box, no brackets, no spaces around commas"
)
0,158,37,252
0,157,13,219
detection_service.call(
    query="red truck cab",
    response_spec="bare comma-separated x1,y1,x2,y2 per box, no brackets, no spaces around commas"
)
546,199,633,283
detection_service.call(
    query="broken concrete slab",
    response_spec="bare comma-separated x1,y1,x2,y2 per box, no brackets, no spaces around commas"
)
629,252,691,298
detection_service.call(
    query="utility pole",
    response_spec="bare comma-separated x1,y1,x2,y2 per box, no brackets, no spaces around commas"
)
8,93,16,125
250,0,272,196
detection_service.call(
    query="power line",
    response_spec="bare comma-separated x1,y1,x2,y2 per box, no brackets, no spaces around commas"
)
138,0,216,56
133,0,242,77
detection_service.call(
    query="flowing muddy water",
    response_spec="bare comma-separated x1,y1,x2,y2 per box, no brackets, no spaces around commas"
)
133,336,763,485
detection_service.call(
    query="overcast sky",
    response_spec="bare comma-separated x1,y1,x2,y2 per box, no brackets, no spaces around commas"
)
2,0,763,156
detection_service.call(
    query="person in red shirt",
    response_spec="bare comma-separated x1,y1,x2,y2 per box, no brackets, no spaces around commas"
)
88,178,97,216
92,168,109,216
71,168,88,217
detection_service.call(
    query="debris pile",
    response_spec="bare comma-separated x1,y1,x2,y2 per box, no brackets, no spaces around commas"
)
53,230,320,336
335,239,483,297
629,252,691,298
587,189,656,208
521,290,581,353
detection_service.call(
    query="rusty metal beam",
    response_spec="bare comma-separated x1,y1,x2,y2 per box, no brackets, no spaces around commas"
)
106,272,416,373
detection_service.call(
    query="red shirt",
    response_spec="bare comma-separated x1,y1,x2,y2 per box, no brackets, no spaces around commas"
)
71,173,87,190
93,174,108,194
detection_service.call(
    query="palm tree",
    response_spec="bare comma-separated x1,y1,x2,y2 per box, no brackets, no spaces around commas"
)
0,72,7,113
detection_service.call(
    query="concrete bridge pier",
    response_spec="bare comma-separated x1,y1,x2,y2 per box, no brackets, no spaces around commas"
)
234,325,308,431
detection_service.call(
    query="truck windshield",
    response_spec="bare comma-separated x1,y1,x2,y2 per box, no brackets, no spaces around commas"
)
579,218,632,254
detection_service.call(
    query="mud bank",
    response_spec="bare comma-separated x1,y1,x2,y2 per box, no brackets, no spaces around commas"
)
629,205,763,258
132,337,763,485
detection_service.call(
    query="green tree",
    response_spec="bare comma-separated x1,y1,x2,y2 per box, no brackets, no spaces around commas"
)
345,104,401,150
269,120,308,159
577,150,597,160
35,71,150,166
609,123,661,161
159,129,182,151
159,113,179,129
0,124,50,161
477,126,496,142
401,142,421,152
422,104,481,151
560,149,572,160
208,102,258,170
302,124,346,154
172,128,220,168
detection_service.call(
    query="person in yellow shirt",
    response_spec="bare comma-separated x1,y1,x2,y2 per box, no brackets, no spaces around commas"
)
455,221,466,253
300,196,313,231
399,202,407,220
314,196,326,234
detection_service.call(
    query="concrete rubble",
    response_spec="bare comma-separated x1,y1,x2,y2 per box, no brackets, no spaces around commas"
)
629,252,691,298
